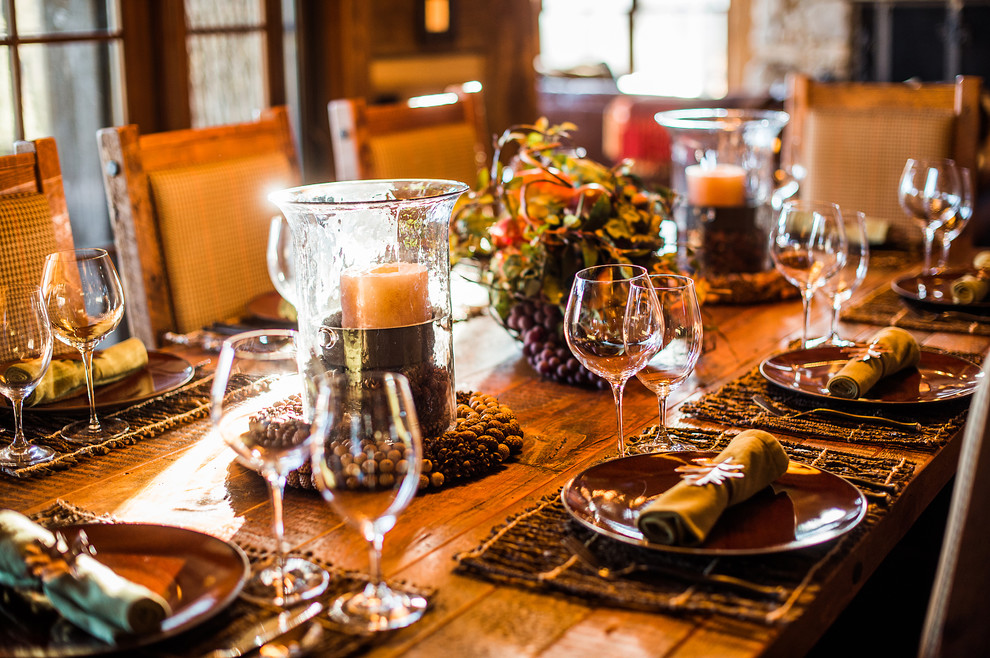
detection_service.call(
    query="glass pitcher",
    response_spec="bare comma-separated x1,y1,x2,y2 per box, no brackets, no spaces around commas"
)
270,179,468,438
655,109,789,277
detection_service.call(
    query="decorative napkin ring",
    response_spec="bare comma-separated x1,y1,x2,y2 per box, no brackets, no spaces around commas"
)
25,530,97,583
675,457,745,486
850,342,889,362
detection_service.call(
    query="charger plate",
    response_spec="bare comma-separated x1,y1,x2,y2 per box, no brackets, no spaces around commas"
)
0,523,249,656
561,451,867,556
892,269,990,314
12,352,195,413
759,346,982,405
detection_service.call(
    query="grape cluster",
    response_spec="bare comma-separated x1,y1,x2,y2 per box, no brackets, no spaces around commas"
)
505,299,607,389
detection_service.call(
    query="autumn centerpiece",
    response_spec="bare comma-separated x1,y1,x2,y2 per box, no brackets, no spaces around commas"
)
450,119,689,388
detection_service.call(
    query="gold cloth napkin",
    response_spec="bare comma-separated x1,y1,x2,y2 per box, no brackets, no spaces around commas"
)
0,509,171,643
826,327,920,399
636,430,789,547
951,273,990,304
973,251,990,270
23,338,148,406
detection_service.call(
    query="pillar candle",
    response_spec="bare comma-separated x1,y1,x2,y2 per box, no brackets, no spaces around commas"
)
685,163,747,207
340,262,431,328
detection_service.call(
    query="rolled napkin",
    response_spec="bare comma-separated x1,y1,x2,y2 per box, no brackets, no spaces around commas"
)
636,430,789,547
21,337,148,406
0,509,171,643
825,327,921,399
951,273,990,304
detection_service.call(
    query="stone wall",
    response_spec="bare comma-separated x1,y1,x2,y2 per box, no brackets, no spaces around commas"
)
744,0,853,95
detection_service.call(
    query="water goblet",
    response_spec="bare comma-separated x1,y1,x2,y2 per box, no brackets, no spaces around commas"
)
267,215,297,306
935,165,973,271
0,285,56,467
812,209,869,347
310,371,427,632
41,248,129,442
769,201,847,348
898,158,963,274
210,329,329,607
564,264,664,457
633,275,703,452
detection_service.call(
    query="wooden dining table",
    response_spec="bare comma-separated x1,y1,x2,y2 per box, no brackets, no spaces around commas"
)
4,253,988,658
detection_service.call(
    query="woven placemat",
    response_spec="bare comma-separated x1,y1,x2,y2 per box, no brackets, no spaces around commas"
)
841,285,990,336
0,371,241,479
678,366,971,449
454,427,914,625
0,500,432,657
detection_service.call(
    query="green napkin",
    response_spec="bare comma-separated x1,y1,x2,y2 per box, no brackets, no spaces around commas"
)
825,327,920,399
23,337,148,406
951,274,990,304
0,509,171,644
636,430,789,547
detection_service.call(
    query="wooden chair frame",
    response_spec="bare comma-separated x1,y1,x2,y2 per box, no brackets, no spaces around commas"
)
97,107,300,347
784,74,982,178
329,88,489,181
1,137,75,254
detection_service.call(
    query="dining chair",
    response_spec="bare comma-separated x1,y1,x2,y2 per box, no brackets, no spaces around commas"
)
328,87,488,185
917,353,990,657
1,138,77,356
783,74,982,248
97,107,300,347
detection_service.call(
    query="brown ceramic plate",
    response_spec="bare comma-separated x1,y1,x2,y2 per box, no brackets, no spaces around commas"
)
13,352,195,414
246,291,294,325
0,523,249,656
561,451,867,556
759,346,982,405
891,269,990,314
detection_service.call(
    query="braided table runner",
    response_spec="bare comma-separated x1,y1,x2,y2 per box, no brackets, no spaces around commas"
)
0,371,246,479
454,427,914,625
678,366,971,449
841,285,990,336
0,501,431,657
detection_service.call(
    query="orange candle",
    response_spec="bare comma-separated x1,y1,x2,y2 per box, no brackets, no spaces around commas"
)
340,262,431,328
685,163,747,207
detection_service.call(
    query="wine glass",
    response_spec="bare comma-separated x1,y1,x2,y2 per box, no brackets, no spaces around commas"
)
309,371,427,632
898,158,963,274
0,285,56,467
769,201,847,348
267,215,297,306
633,275,703,452
210,329,329,607
812,209,869,347
564,264,664,457
935,165,973,271
41,248,129,442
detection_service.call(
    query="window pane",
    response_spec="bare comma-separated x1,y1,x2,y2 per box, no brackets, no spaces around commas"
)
185,0,263,29
188,32,266,128
20,40,124,247
0,48,12,154
14,0,118,36
629,5,729,97
1,3,9,37
539,9,631,75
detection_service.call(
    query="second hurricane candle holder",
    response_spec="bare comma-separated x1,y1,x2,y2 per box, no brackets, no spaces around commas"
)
270,179,468,437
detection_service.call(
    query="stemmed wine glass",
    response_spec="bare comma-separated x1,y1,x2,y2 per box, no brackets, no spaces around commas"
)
898,158,963,274
564,264,664,457
309,371,427,632
769,201,847,349
632,275,703,452
267,215,297,307
211,329,329,607
41,248,129,442
0,285,55,467
935,165,973,271
812,209,869,347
